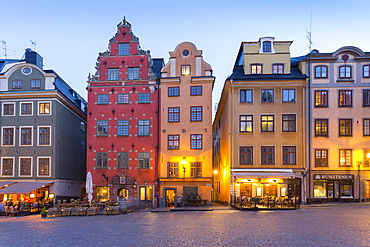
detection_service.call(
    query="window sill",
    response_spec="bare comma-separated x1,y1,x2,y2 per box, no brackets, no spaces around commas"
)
337,79,354,83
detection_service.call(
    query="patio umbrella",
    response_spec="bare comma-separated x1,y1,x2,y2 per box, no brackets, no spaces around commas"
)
86,172,93,204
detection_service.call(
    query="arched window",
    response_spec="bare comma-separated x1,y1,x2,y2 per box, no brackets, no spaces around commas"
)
262,41,271,53
118,188,129,199
339,65,352,78
315,65,328,78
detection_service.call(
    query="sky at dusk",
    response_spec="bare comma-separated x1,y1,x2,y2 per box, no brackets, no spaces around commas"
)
1,0,370,109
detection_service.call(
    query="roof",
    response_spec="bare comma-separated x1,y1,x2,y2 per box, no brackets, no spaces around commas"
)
152,58,165,78
0,59,23,74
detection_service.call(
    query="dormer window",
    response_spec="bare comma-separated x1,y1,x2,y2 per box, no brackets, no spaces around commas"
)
251,64,262,74
339,65,352,78
262,41,272,53
272,64,284,74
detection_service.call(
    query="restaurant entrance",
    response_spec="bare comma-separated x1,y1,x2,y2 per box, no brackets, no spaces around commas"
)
165,189,175,207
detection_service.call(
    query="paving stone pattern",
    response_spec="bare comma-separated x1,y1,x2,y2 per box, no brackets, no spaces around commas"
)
1,205,370,246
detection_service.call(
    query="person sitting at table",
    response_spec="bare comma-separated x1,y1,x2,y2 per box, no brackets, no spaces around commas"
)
0,203,4,213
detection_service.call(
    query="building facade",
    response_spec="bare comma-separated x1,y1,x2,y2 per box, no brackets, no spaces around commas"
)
0,49,87,208
213,37,307,205
86,18,163,208
306,46,370,203
158,42,214,207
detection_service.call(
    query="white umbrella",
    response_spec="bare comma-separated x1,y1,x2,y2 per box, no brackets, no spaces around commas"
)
86,172,93,203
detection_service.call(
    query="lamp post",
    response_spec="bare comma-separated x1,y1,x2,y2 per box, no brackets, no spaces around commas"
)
181,157,186,180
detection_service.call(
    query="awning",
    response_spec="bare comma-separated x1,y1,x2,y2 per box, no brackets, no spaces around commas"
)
0,182,15,188
233,172,298,179
0,182,52,194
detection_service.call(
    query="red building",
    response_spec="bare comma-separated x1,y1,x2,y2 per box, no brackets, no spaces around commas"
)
86,18,163,208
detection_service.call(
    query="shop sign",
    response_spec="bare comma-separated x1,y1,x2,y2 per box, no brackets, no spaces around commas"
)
314,174,354,180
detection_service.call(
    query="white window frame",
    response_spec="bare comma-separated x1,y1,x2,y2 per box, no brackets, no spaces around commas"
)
20,102,33,116
1,157,15,177
18,156,33,177
19,126,33,146
2,102,15,116
37,126,51,146
37,156,51,177
1,126,15,146
38,101,52,115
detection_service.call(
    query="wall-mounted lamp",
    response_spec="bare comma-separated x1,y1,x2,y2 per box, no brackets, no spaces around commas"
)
30,193,35,198
49,193,55,199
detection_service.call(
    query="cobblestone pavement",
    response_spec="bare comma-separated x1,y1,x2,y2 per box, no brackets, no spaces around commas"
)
1,205,370,247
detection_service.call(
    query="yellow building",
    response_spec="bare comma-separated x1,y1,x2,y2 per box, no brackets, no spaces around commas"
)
158,42,215,207
213,37,307,205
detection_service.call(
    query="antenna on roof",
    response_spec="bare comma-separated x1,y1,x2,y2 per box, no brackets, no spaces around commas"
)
1,40,16,58
29,39,37,51
306,11,313,53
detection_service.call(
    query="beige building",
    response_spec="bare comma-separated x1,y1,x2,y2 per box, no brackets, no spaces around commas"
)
307,46,370,202
158,42,215,207
213,37,307,205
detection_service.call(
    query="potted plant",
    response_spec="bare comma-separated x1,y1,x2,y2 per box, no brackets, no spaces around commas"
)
119,204,128,214
40,206,47,218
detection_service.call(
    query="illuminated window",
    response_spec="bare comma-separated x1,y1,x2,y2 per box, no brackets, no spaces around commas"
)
315,149,328,167
96,186,110,202
239,115,253,132
315,90,328,107
39,102,50,114
261,146,275,165
315,119,328,136
282,114,296,132
315,66,328,78
251,64,262,74
339,149,352,167
181,65,191,76
168,135,179,150
283,146,296,165
339,90,352,107
261,115,274,132
190,162,202,177
272,64,284,74
168,162,179,177
314,180,326,198
239,146,253,165
339,119,352,136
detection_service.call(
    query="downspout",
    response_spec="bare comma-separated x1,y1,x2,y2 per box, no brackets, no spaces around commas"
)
307,54,312,204
229,79,235,204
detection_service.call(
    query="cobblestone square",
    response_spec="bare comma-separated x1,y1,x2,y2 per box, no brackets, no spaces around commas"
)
1,205,370,246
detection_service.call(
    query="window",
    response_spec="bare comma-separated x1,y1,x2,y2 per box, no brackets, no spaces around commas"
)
39,102,50,114
38,157,50,176
191,162,202,177
38,127,50,145
96,152,108,168
363,90,370,107
190,134,202,149
138,93,150,103
190,106,202,122
251,64,262,74
190,86,202,96
21,103,32,115
282,114,296,132
128,67,140,80
315,90,328,107
262,41,271,52
272,64,284,74
364,65,370,78
364,150,370,167
261,146,275,165
315,119,328,136
118,94,129,104
2,127,14,145
240,146,253,165
315,149,328,167
20,127,32,145
282,89,295,102
261,89,273,103
80,122,86,132
168,135,179,150
168,162,179,177
20,158,32,176
2,158,14,176
261,115,274,132
117,120,129,136
283,146,296,165
138,152,150,168
117,152,129,169
315,66,328,78
97,95,109,104
12,80,22,89
339,149,352,167
118,43,130,55
3,103,14,115
108,68,119,80
181,65,191,76
339,65,352,78
168,87,180,97
339,90,352,107
364,119,370,136
97,120,108,136
168,107,180,122
339,119,352,136
138,120,150,136
239,115,253,132
31,79,41,88
240,89,253,103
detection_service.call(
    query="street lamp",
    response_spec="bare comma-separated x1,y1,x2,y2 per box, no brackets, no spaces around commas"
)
357,152,370,202
181,157,186,180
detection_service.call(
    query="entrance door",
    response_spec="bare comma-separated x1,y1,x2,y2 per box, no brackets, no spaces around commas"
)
366,181,370,200
165,189,175,207
327,181,339,202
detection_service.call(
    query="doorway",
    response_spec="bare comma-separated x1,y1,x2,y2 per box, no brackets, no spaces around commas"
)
165,189,175,207
327,181,340,202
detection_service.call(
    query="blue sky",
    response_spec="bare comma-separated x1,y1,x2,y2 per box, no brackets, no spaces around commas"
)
2,0,370,108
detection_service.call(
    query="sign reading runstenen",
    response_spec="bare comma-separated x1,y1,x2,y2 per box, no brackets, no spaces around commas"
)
313,174,354,180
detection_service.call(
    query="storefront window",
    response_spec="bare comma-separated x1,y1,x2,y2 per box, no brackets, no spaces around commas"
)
340,182,353,198
96,186,110,202
314,180,326,198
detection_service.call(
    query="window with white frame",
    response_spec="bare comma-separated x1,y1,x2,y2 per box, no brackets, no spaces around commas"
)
3,103,15,116
20,127,32,145
19,157,32,176
2,127,14,146
38,157,50,176
39,102,51,114
1,158,14,176
38,126,51,145
21,102,32,115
